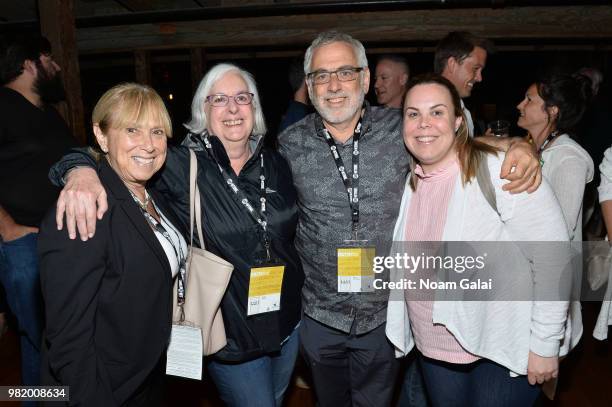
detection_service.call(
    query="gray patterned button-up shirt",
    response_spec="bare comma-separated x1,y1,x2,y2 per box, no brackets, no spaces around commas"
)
278,103,411,334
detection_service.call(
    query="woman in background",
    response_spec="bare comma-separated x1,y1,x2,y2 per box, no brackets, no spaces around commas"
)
516,74,594,355
516,73,594,242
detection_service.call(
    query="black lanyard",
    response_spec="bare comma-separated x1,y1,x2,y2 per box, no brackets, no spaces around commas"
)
201,134,272,259
538,131,559,155
129,191,187,304
318,116,364,238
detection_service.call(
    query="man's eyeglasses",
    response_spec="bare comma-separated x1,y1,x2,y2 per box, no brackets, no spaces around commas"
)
307,67,364,85
205,92,254,107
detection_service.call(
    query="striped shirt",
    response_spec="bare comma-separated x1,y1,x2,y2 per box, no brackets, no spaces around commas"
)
404,159,480,363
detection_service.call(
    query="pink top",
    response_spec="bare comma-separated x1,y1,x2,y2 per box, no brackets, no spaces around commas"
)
404,159,479,364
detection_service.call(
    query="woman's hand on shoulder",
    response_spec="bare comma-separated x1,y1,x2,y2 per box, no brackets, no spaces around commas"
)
57,167,108,241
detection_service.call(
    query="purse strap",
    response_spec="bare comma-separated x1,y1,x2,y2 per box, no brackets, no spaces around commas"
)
475,150,500,218
189,150,206,249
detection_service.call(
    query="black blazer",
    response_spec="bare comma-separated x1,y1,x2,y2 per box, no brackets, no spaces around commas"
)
39,159,182,406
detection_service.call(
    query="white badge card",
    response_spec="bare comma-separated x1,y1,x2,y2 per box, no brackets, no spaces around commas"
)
247,265,285,316
337,246,376,293
166,324,203,380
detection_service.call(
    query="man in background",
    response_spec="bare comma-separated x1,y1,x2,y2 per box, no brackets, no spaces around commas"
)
374,54,410,109
279,55,312,133
434,31,493,137
0,35,76,388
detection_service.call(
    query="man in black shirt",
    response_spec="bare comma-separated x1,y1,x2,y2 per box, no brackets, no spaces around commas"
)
0,35,76,388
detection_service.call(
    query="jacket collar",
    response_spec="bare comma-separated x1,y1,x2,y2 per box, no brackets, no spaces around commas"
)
98,159,172,278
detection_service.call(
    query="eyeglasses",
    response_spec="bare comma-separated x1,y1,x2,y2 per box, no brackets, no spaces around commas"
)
205,92,254,107
307,67,364,85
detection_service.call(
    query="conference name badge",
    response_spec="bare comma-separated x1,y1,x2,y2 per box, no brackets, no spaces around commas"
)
337,245,376,293
247,264,285,316
166,324,203,380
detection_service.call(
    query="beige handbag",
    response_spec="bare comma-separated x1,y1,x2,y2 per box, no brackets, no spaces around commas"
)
172,150,234,356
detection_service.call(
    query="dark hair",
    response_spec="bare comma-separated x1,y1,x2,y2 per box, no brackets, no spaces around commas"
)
575,67,603,96
433,32,494,75
404,73,499,190
288,55,305,93
406,73,463,120
0,35,52,85
536,73,592,135
376,54,410,76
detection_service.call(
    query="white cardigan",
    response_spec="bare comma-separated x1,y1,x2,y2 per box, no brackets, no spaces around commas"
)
539,135,591,345
541,134,594,242
594,145,612,340
599,146,612,202
385,152,581,376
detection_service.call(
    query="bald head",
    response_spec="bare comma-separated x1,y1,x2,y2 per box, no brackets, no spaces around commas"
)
374,56,409,108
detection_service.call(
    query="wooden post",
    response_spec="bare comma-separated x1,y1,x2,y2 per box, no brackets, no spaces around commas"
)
38,0,86,145
190,48,207,92
134,50,151,85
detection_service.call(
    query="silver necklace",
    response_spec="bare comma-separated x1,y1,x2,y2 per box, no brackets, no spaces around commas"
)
129,189,152,211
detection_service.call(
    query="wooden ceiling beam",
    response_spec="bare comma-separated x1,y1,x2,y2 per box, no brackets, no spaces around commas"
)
69,1,612,28
193,0,222,6
2,1,609,32
113,0,157,12
74,5,612,54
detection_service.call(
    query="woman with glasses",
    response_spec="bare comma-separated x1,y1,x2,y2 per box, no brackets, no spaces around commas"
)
48,63,304,407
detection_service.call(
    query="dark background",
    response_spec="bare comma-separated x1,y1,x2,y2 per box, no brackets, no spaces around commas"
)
78,46,612,148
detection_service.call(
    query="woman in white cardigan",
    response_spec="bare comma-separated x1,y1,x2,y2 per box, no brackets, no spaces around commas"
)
385,74,579,406
515,73,593,361
516,73,594,242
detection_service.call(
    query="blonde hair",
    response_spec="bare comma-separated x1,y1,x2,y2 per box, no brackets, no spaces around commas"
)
406,74,500,191
93,83,172,138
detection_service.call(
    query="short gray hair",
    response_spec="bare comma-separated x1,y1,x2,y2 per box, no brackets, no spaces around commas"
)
303,31,368,75
184,63,267,136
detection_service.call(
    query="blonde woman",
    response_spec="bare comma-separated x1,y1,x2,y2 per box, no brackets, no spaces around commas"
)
40,84,186,406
